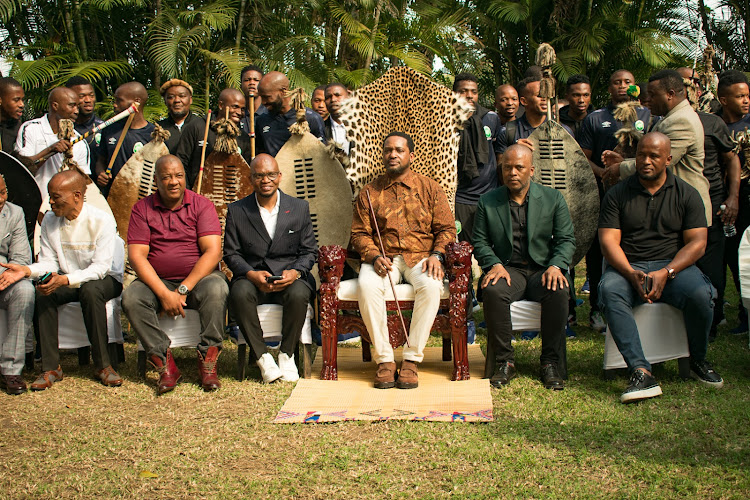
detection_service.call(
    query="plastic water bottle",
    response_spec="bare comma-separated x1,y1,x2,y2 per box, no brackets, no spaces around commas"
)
721,205,737,237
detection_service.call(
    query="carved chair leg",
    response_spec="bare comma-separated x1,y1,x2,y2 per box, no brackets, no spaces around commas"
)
442,333,451,361
361,337,372,362
320,311,338,380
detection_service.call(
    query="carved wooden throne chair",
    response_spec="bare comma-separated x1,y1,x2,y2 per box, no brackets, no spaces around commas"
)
317,241,473,381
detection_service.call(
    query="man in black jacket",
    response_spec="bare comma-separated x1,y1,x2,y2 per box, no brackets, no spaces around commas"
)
224,153,318,383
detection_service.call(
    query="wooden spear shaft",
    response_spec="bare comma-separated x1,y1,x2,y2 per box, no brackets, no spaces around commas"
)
365,188,410,348
194,110,212,192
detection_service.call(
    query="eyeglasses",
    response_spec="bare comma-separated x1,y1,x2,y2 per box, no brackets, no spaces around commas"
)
251,172,280,181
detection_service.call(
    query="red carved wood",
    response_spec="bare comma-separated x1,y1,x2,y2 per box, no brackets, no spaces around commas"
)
318,242,473,381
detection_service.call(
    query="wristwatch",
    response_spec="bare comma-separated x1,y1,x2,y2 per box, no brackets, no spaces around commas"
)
665,267,676,280
431,252,445,264
177,284,190,295
295,270,302,280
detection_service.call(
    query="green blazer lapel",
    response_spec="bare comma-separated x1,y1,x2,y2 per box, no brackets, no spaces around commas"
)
527,182,543,245
494,187,513,255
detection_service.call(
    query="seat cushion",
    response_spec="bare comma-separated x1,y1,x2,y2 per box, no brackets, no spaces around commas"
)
337,279,450,301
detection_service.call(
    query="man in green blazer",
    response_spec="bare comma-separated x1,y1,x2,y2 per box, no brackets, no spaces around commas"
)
473,144,576,390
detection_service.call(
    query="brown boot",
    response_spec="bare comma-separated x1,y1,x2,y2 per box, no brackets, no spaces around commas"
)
397,360,418,389
30,366,63,391
374,361,397,389
95,365,123,387
149,349,181,395
197,346,221,391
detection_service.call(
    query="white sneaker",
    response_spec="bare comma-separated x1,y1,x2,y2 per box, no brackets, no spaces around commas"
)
590,311,607,333
278,352,300,382
256,352,283,383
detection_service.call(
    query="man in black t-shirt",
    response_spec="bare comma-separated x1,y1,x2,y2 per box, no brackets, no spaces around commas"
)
95,82,154,197
578,69,651,332
598,132,723,404
558,74,594,139
66,76,103,174
0,78,24,156
175,88,252,189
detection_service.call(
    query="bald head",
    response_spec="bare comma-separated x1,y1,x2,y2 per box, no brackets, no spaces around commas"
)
258,72,289,93
48,87,79,121
113,82,148,114
258,72,290,114
249,153,278,173
155,154,184,177
217,88,245,124
48,170,86,219
505,143,533,162
495,84,519,122
638,131,671,154
635,132,672,182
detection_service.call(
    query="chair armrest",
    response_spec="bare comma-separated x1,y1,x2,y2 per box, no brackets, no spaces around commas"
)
319,245,347,286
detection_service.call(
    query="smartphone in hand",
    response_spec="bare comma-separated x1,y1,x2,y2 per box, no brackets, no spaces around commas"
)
266,275,283,283
38,272,52,285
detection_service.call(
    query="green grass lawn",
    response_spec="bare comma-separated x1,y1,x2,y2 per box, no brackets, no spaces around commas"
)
2,264,749,499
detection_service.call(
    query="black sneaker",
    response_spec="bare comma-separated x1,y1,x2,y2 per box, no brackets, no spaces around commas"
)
690,359,724,388
490,361,517,388
621,369,662,403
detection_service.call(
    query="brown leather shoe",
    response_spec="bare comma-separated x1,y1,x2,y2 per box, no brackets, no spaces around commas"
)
374,362,397,389
197,346,221,391
30,366,64,391
0,374,27,395
95,365,123,387
149,349,181,395
397,360,419,389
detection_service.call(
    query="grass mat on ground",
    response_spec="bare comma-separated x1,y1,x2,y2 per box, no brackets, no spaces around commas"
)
2,266,749,498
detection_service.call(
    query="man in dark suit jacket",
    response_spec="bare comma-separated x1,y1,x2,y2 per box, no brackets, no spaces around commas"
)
473,144,576,390
224,153,318,383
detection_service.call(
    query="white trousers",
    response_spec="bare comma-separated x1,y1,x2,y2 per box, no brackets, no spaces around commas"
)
358,256,443,364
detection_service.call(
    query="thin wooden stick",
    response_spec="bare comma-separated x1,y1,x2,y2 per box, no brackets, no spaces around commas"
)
194,110,212,192
104,109,136,177
365,188,410,347
249,94,255,159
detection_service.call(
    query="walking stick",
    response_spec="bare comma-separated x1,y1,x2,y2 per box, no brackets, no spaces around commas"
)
194,110,212,192
104,107,137,177
249,94,255,159
365,188,410,347
34,103,138,166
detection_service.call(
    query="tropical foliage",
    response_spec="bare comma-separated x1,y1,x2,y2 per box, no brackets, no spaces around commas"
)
0,0,746,118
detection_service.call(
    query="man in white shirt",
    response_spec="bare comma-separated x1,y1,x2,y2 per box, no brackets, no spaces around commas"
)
1,170,123,390
323,83,351,155
15,87,90,201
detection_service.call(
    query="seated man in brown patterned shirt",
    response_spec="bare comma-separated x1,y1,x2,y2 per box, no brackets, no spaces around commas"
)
351,131,456,389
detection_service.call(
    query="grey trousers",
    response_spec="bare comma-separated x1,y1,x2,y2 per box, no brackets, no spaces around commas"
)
122,270,229,361
37,275,123,371
0,279,34,375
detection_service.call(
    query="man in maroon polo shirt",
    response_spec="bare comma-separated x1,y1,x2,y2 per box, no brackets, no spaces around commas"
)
121,154,229,395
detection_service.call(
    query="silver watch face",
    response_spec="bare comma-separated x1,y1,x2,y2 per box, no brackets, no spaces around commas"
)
178,285,189,295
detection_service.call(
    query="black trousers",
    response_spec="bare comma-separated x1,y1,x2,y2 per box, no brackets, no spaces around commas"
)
697,221,726,328
455,202,477,244
585,230,603,313
36,275,122,371
229,278,312,361
481,266,568,366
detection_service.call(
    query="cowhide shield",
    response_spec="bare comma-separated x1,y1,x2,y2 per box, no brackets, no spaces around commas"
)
276,131,353,283
195,151,253,279
0,151,41,242
528,120,599,266
108,138,170,242
106,136,170,286
338,66,473,210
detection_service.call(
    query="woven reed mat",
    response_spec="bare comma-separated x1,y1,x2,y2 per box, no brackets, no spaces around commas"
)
274,345,492,423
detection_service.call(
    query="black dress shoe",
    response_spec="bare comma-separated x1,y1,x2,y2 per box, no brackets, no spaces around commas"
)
541,363,564,390
490,361,517,388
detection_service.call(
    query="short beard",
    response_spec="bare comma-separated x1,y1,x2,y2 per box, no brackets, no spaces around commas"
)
385,163,409,176
638,171,661,181
170,109,189,120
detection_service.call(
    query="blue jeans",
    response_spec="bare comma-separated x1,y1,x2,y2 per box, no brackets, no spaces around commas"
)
598,260,715,372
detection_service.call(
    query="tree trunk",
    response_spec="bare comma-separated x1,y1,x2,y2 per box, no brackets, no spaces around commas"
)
235,0,247,51
362,0,382,75
60,0,75,46
71,0,88,59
